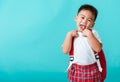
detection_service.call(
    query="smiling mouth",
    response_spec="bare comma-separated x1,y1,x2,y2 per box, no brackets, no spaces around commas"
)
80,24,86,30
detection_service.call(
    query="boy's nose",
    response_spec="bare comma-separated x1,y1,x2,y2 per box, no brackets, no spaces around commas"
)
81,20,87,25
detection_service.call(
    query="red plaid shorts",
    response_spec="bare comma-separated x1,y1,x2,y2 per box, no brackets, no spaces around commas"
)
68,63,101,82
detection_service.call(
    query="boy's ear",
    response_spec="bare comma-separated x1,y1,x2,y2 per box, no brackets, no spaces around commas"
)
74,16,78,22
93,22,95,27
91,22,95,28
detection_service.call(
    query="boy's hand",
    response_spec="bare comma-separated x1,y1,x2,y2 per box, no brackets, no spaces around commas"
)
68,30,78,37
82,29,92,37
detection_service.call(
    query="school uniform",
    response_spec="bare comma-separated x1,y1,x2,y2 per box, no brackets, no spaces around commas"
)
68,30,106,82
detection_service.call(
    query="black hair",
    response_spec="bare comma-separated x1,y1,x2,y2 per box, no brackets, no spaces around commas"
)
77,4,98,21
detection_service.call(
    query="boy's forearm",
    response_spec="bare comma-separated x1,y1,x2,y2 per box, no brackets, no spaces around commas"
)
88,33,102,53
62,32,72,54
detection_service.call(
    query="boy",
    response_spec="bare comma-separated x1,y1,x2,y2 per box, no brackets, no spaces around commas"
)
62,4,103,82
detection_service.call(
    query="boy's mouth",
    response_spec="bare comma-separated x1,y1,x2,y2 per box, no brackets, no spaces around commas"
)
80,24,86,30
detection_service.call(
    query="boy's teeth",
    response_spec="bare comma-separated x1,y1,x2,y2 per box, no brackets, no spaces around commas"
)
80,24,86,30
82,26,85,29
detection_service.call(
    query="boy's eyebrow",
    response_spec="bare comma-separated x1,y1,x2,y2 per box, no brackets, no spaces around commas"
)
78,14,85,16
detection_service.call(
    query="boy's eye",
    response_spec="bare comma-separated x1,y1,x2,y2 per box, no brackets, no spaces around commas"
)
88,19,92,22
81,17,84,19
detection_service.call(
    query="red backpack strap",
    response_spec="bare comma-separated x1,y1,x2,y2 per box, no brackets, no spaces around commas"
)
69,30,77,56
98,49,107,81
69,37,74,56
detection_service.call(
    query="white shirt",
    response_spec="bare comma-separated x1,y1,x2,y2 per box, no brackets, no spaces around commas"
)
73,30,102,65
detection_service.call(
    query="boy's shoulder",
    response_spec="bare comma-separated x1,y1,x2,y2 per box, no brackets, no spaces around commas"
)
92,29,99,35
92,29,97,33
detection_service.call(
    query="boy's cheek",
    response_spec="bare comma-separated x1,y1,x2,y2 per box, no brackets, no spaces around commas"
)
87,24,93,29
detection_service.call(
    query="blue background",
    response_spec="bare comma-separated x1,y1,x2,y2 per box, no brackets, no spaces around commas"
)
0,0,119,82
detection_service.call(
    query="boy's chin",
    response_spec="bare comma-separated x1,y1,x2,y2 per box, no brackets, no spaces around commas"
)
77,27,86,32
77,29,84,32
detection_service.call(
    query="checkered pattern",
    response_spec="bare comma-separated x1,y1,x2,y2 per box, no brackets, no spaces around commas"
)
68,63,101,82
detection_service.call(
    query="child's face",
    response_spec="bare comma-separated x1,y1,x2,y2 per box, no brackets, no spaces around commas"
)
75,10,95,32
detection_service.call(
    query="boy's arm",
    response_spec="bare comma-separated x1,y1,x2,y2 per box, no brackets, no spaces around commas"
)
62,30,78,54
88,33,102,52
82,29,102,53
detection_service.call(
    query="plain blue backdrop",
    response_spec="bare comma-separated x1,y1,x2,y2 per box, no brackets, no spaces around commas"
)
0,0,120,82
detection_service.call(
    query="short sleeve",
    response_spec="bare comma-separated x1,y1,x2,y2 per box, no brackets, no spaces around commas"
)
92,30,102,43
